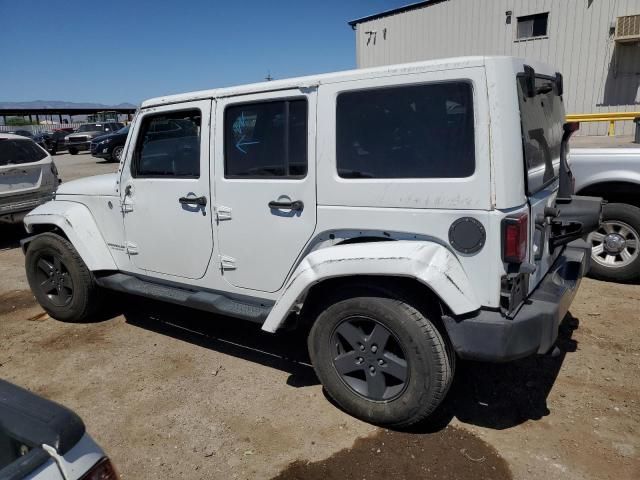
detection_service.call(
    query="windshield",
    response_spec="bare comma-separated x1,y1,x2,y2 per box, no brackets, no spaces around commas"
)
517,74,565,195
117,126,129,134
77,124,101,132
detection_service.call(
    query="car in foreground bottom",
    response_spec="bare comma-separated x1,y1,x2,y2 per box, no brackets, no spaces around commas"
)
0,379,118,480
0,134,60,224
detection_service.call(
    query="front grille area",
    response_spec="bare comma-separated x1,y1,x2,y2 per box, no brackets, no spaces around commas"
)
68,136,88,144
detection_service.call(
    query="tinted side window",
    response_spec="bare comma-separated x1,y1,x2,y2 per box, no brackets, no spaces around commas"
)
336,82,475,179
132,109,201,178
224,99,307,178
0,139,47,166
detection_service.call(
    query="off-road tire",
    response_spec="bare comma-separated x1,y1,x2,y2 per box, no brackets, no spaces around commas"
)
308,291,454,428
25,233,103,322
68,147,78,155
589,203,640,283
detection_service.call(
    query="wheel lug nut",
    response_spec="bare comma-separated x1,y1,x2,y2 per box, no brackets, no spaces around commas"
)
359,344,365,351
369,366,375,373
378,359,385,366
356,357,363,364
371,345,378,353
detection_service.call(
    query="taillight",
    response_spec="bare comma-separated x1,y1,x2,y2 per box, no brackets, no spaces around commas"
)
502,213,528,263
79,457,119,480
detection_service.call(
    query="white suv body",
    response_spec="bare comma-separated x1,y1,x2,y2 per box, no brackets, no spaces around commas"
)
22,56,601,427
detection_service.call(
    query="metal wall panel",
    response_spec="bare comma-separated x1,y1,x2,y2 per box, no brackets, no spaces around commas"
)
354,0,640,135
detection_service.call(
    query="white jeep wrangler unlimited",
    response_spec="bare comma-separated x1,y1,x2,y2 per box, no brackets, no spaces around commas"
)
22,57,601,427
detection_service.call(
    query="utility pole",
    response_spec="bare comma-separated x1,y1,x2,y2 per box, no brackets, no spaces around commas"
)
265,71,273,81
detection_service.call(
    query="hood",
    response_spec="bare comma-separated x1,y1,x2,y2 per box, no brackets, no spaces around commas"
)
67,131,105,139
56,173,119,197
93,131,126,143
92,132,115,143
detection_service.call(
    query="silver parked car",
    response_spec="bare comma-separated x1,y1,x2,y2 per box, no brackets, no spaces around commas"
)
0,133,60,225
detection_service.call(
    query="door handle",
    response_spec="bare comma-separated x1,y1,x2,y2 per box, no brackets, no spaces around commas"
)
268,200,304,211
179,196,207,206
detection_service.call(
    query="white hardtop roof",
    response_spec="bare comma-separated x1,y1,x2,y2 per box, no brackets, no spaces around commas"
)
141,56,557,109
140,56,489,109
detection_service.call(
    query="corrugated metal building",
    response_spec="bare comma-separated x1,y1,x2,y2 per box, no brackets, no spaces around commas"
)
350,0,640,135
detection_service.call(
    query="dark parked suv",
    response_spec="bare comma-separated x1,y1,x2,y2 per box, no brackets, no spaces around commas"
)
90,126,129,162
38,128,74,155
65,123,123,155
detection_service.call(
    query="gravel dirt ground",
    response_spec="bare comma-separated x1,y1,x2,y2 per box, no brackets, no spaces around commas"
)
0,152,638,479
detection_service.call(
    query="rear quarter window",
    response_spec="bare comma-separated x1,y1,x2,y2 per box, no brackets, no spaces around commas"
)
0,139,47,166
336,82,475,179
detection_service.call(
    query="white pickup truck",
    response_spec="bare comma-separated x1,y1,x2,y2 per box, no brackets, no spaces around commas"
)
571,147,640,282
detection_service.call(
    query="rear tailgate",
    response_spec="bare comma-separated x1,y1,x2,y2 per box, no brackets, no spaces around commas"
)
0,138,50,198
515,70,566,293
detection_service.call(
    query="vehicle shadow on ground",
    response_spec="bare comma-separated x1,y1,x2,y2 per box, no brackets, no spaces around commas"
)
413,313,580,432
0,224,28,251
122,298,319,388
122,297,579,430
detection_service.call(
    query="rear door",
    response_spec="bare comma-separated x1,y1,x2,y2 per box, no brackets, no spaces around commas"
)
213,88,317,293
516,73,565,292
0,138,51,198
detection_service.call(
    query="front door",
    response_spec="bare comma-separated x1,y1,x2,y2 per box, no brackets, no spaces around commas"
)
121,100,214,279
214,88,317,292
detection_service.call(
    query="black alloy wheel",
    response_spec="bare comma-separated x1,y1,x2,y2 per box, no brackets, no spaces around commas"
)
331,316,409,401
33,253,74,307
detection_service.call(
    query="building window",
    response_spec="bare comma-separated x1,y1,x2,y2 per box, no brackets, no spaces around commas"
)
517,12,549,39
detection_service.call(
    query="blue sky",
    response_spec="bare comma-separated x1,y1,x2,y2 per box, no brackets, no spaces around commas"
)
0,0,411,105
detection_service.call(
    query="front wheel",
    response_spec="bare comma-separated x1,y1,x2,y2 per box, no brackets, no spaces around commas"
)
25,233,103,322
110,145,124,162
68,147,78,155
588,203,640,282
308,293,454,428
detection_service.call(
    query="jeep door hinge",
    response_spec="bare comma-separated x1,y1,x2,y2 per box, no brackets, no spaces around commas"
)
125,242,139,255
220,255,236,271
121,202,134,213
215,206,232,222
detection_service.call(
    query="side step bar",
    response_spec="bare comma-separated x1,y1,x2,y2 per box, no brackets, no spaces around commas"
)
95,273,271,323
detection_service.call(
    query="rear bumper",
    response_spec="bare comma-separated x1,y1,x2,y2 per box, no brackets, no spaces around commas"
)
442,240,590,362
0,192,55,223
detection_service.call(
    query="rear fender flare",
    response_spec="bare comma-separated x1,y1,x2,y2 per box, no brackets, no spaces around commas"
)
261,240,480,333
22,201,116,271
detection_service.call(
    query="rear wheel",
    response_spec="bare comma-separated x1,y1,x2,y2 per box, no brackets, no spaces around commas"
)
308,292,454,428
588,203,640,282
25,233,102,322
68,147,78,155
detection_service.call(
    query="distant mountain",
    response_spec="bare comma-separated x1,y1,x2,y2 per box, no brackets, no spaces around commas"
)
0,100,138,109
